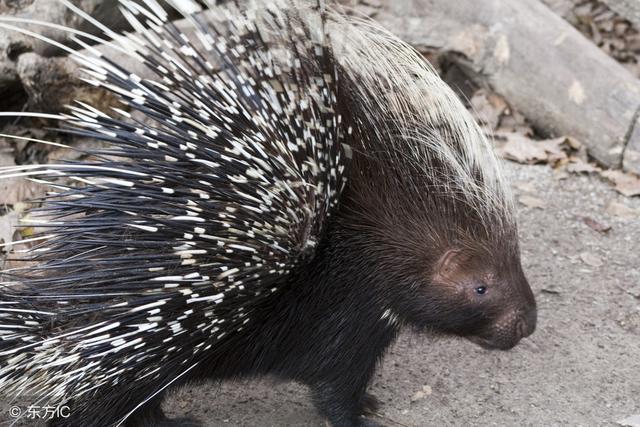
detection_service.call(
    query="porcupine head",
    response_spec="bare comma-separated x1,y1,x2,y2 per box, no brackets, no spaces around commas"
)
328,12,537,350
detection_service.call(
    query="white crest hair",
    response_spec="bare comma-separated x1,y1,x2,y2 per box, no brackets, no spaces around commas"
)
326,9,514,229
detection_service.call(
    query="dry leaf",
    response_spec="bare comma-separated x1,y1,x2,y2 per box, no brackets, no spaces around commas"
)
601,170,640,197
514,182,536,193
537,137,568,156
470,90,504,130
487,93,508,111
519,195,546,209
567,158,599,174
580,252,603,268
0,146,14,166
0,210,20,252
564,137,582,150
0,179,44,206
498,108,531,135
553,170,570,181
496,133,570,165
497,132,548,164
582,217,611,233
606,201,640,219
0,150,41,205
540,137,573,166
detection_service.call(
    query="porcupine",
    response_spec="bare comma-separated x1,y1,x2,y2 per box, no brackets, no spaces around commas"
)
0,0,537,426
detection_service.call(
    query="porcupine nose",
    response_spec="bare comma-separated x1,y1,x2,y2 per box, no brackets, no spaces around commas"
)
517,307,537,339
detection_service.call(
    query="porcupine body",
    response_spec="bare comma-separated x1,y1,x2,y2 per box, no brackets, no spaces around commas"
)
0,1,536,426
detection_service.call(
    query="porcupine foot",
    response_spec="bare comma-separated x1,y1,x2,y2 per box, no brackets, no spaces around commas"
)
311,386,384,427
359,393,381,416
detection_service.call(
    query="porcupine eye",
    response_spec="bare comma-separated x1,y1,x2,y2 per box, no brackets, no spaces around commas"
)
474,285,487,295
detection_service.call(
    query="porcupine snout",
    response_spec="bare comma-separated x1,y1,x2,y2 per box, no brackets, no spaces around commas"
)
479,298,536,350
518,305,537,339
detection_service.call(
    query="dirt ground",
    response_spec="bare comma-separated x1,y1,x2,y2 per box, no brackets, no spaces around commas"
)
156,162,640,427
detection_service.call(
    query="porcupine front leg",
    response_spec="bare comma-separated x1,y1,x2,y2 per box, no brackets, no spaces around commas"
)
305,328,394,427
359,393,382,416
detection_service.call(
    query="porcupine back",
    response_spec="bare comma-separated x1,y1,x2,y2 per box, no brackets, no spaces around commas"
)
0,0,515,424
0,0,346,420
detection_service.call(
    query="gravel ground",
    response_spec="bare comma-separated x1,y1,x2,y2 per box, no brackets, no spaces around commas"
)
155,162,640,427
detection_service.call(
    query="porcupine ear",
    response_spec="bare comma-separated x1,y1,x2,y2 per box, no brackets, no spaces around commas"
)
0,0,347,422
435,249,463,277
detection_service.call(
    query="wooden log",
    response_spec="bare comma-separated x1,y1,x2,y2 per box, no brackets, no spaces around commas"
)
346,0,640,171
623,117,640,174
600,0,640,173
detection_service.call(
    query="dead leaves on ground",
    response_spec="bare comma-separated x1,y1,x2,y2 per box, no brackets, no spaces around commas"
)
494,131,589,173
496,133,577,165
0,207,22,251
0,137,43,262
601,170,640,197
468,90,640,231
469,90,640,200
